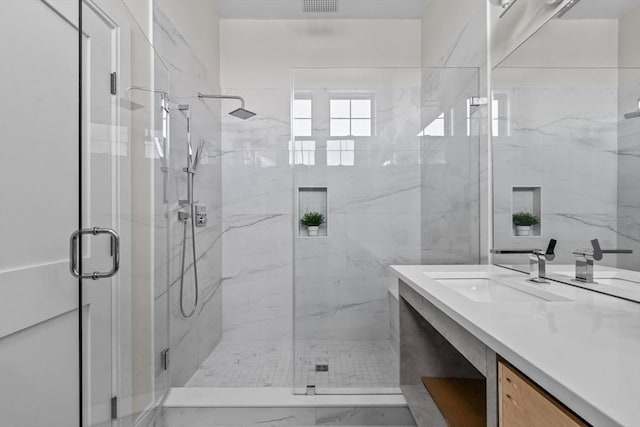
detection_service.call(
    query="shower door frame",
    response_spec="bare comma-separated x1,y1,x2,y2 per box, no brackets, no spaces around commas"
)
291,66,484,396
79,0,171,425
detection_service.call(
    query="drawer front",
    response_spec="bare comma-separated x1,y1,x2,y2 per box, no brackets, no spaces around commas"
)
499,362,587,427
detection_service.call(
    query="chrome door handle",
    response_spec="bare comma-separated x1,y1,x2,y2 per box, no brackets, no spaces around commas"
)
69,227,120,279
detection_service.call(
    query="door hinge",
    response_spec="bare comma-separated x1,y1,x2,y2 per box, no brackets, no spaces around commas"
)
111,396,118,420
469,96,488,107
110,72,117,95
161,348,170,371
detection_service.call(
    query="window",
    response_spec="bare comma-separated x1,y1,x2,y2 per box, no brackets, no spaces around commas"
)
466,97,502,137
289,140,316,165
294,98,313,137
418,112,445,136
327,139,355,166
491,97,501,137
330,98,372,137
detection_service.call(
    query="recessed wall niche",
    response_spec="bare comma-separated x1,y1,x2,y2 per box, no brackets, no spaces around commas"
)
298,187,328,237
512,186,542,237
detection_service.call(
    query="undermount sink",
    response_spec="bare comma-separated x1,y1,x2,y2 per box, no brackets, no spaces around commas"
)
423,272,572,303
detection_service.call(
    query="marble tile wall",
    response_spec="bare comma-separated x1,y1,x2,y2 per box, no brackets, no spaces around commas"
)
420,1,488,265
492,71,619,265
617,71,640,271
220,88,293,342
617,10,640,271
153,5,223,387
220,82,423,349
420,67,483,264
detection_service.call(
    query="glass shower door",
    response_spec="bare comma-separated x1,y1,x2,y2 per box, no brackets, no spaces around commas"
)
80,1,170,426
291,67,482,394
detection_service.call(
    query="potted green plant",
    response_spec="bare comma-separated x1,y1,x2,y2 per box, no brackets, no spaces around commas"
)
513,212,539,236
300,212,324,236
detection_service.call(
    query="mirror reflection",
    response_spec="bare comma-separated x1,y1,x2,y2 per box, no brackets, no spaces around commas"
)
491,0,640,302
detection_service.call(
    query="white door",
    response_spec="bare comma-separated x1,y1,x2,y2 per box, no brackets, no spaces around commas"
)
0,1,81,426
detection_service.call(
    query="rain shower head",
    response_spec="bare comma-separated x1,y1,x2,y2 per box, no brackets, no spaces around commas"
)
198,92,256,120
624,98,640,120
229,107,256,120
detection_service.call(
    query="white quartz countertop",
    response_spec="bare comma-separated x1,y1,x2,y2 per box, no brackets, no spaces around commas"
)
391,264,640,427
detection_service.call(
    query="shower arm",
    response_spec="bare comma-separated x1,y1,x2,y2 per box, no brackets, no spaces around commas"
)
198,93,247,109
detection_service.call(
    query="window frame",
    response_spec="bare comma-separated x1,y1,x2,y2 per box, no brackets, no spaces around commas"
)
328,94,374,137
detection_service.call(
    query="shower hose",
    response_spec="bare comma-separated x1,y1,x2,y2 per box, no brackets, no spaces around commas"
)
179,200,199,318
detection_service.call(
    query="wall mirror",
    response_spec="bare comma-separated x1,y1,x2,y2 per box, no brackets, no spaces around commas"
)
491,0,640,301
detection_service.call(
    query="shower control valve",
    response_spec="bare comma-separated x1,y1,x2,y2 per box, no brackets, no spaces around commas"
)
195,205,208,227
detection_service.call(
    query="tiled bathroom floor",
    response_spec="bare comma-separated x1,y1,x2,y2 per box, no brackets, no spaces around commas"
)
186,339,399,388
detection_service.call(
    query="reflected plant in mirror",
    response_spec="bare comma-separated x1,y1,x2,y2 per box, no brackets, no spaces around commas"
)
300,212,325,237
513,212,539,237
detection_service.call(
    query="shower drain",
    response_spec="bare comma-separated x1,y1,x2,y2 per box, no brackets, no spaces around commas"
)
315,364,329,372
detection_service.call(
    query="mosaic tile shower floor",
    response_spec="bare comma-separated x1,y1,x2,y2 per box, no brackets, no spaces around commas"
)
186,339,399,388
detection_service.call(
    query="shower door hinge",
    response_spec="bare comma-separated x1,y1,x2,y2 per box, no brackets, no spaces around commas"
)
111,396,118,420
470,96,488,107
110,72,117,95
161,348,170,371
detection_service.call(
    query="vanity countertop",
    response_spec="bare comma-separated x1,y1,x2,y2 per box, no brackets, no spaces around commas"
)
391,264,640,427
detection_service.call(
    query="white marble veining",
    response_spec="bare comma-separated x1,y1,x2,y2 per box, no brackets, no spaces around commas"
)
392,264,640,427
221,81,423,362
154,5,223,387
492,73,620,266
160,387,414,426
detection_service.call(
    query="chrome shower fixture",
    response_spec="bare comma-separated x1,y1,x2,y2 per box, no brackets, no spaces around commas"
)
177,104,200,319
624,99,640,120
198,93,256,120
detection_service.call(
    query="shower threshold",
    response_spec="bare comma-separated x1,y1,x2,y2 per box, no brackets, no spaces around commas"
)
164,387,405,408
161,387,415,426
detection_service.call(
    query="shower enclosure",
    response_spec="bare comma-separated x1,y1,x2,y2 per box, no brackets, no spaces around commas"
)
291,67,482,394
0,1,170,426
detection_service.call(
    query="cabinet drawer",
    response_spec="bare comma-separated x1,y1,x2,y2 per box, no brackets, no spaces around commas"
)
499,362,587,427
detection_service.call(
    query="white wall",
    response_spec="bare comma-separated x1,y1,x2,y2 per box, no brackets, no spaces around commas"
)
152,2,224,387
617,6,640,271
491,16,621,266
421,0,486,68
420,0,489,264
500,19,619,68
155,0,220,82
219,19,421,344
490,0,572,66
221,19,421,88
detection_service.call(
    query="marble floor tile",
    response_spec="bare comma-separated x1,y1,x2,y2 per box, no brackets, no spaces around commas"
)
186,339,399,389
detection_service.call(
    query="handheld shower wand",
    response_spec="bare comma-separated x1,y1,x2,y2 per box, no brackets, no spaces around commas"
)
177,104,200,318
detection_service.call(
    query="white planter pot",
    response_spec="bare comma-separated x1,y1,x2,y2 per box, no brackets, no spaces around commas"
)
516,225,532,236
307,226,319,236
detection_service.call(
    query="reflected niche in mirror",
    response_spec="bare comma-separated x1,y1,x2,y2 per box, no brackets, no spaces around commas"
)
491,0,640,276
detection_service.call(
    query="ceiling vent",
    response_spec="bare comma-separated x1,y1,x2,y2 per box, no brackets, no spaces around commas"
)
303,0,338,13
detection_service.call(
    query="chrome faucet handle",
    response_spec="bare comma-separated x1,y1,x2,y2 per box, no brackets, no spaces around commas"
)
491,239,557,259
572,240,632,283
541,238,556,261
590,239,633,261
491,239,557,283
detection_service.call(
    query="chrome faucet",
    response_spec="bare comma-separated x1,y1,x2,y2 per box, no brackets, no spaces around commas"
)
491,239,557,283
572,239,633,283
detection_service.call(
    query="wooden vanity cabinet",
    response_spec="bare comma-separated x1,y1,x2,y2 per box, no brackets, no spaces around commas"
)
499,362,587,427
